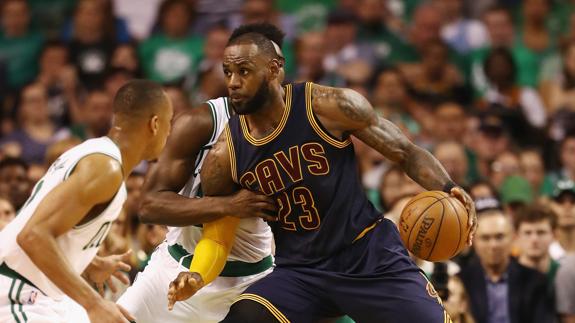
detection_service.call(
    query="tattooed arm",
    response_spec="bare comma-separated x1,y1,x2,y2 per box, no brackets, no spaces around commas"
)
311,83,476,242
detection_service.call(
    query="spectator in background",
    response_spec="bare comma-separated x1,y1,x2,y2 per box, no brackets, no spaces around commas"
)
0,197,16,231
1,83,59,165
0,0,44,91
490,151,521,189
61,89,112,141
164,85,191,116
35,40,82,127
471,5,516,98
62,0,131,44
134,223,167,271
444,275,476,323
139,0,203,84
478,47,547,145
549,179,575,259
459,209,553,323
544,133,575,194
519,149,546,196
379,165,423,214
515,204,559,289
293,31,344,86
513,0,557,88
555,253,575,323
110,42,141,76
469,180,500,201
125,172,145,232
406,3,443,61
230,0,296,41
499,175,533,222
433,141,470,187
371,68,426,140
67,0,119,90
0,157,31,211
400,40,465,106
541,40,575,115
434,0,488,54
468,114,511,179
191,25,230,105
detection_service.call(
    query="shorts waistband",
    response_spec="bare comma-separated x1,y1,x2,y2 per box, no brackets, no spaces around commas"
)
0,263,38,289
167,244,273,277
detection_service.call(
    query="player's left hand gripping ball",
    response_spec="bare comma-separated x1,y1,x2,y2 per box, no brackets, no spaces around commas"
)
167,271,205,310
449,187,477,246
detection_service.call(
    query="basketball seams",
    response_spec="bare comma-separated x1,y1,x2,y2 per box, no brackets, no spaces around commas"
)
403,191,447,211
406,197,442,249
426,201,445,260
444,198,463,259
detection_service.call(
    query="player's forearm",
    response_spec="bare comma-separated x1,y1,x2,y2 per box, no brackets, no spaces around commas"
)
139,191,228,226
17,228,103,310
190,216,240,284
401,144,454,191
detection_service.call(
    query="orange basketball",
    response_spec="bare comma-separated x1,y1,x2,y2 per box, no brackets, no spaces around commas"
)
398,191,469,262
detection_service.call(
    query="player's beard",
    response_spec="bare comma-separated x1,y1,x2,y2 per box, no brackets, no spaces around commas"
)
231,78,270,115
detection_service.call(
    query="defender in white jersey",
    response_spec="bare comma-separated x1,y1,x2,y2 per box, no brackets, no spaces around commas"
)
0,80,173,323
117,97,276,323
117,24,286,323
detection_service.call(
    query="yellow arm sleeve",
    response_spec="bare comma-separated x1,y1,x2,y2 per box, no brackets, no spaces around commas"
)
189,216,240,285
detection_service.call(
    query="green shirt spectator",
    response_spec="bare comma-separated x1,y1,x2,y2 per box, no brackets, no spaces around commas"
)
0,0,43,90
139,0,204,84
140,34,204,83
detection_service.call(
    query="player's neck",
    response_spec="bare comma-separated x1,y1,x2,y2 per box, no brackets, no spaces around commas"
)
106,128,145,177
245,85,286,137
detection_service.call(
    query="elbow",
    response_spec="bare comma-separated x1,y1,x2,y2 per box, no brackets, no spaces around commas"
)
138,196,156,224
17,227,43,254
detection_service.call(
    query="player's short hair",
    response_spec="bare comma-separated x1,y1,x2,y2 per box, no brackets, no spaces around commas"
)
227,23,285,60
0,157,29,172
229,22,285,49
113,79,167,118
514,203,558,231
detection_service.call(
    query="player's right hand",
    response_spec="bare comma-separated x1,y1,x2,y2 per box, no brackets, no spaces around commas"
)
167,272,205,310
87,299,135,323
226,189,278,221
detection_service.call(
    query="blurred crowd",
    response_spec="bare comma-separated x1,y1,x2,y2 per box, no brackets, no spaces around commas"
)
2,0,575,322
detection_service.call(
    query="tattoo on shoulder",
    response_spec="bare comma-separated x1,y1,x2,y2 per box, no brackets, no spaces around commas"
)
311,85,372,123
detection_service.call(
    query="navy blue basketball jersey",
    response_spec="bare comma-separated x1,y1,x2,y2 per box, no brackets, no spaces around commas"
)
227,82,381,266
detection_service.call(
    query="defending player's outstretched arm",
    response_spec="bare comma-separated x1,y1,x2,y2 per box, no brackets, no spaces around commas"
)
310,83,477,243
166,128,276,309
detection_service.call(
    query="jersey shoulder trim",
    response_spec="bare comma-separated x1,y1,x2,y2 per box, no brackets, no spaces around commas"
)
238,84,292,146
225,124,239,183
305,82,351,149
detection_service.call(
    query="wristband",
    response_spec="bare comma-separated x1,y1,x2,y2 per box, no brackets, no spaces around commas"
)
442,181,457,193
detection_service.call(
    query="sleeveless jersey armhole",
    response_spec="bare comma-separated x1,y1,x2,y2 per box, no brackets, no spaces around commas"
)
305,82,352,149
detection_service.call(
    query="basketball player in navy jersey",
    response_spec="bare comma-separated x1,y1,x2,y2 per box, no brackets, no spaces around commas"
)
169,24,477,323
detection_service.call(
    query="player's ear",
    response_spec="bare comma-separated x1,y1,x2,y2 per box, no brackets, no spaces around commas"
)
149,115,159,136
269,58,281,81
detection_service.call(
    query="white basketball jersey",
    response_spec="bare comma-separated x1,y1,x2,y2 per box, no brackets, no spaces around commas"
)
0,137,127,299
166,97,272,262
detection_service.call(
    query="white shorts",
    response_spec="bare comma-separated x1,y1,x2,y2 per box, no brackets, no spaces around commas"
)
117,242,273,323
0,273,89,323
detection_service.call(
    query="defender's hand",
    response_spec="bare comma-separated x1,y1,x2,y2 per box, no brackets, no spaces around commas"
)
167,272,205,310
225,189,278,221
84,250,132,295
450,187,477,246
